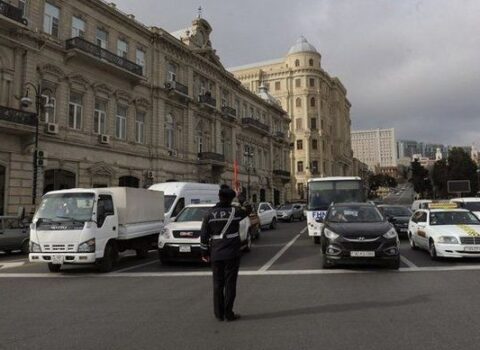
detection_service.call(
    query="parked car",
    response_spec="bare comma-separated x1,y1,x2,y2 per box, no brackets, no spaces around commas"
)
320,202,400,269
276,203,305,222
257,202,277,229
450,197,480,219
0,214,30,255
378,205,412,238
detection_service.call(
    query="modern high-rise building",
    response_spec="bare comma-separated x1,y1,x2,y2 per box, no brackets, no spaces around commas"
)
230,36,353,199
397,140,420,159
351,128,397,171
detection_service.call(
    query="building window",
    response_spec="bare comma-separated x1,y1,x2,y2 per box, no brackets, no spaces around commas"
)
94,99,107,134
117,39,128,58
297,140,303,150
115,105,127,140
195,129,203,153
165,114,174,149
135,111,145,144
310,117,317,130
310,97,316,107
295,59,300,67
167,62,177,82
295,98,302,107
297,161,304,173
68,92,82,129
136,49,145,75
119,176,140,188
295,79,301,88
309,78,315,87
275,81,281,91
43,3,59,38
295,118,303,130
312,161,319,174
297,183,304,199
71,16,85,38
312,139,318,150
18,0,27,17
96,28,108,49
309,58,314,67
41,95,56,123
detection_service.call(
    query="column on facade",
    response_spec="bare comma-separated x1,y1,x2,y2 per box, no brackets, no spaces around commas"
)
215,119,222,154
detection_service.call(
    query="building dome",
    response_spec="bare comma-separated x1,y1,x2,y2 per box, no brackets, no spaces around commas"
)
287,36,318,55
258,83,280,106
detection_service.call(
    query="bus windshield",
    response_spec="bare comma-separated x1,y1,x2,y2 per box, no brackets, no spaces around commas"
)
308,180,364,210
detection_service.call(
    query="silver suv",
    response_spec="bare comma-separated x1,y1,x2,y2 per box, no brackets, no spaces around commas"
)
276,203,305,222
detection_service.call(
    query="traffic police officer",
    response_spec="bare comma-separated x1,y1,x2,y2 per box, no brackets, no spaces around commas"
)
201,185,246,322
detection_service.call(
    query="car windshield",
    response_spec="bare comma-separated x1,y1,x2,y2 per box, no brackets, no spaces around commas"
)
430,211,480,225
36,193,94,223
278,204,293,210
382,206,412,217
308,180,364,210
327,205,383,223
175,206,212,223
462,202,480,212
164,195,177,212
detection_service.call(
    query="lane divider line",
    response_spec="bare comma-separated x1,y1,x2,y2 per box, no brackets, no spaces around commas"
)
258,233,301,272
400,255,419,269
300,226,308,234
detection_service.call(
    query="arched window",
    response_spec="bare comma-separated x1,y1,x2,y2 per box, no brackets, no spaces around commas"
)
0,164,5,215
295,59,300,67
196,127,203,154
119,176,140,188
310,97,316,107
165,113,174,149
309,58,314,67
43,169,76,194
295,98,302,107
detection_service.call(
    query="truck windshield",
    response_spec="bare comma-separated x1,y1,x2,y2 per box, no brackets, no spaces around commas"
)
308,180,364,210
164,195,177,212
36,193,95,223
175,207,212,223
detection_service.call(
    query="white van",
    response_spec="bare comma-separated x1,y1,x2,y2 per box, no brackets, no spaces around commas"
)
411,200,432,212
450,197,480,219
149,182,220,224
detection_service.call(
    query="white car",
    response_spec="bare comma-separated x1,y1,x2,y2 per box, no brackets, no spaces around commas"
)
450,197,480,219
158,204,252,264
257,202,277,230
408,204,480,259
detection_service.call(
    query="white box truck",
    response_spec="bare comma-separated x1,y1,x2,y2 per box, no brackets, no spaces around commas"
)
29,187,164,272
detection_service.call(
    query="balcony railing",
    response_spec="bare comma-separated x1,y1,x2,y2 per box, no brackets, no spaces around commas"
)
66,37,143,76
198,94,216,108
198,152,225,163
241,118,270,134
274,131,286,139
222,106,237,118
0,105,36,127
273,170,291,178
165,80,189,96
0,0,27,25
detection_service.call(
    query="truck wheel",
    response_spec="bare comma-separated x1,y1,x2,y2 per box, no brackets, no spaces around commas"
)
314,237,321,245
135,247,149,259
97,243,118,273
21,240,30,255
48,263,62,273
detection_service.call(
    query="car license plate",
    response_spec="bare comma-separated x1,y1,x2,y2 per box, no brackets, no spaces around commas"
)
51,255,63,264
464,246,480,252
350,251,375,257
179,245,191,253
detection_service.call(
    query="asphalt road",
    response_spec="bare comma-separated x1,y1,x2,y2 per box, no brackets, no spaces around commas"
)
3,219,480,350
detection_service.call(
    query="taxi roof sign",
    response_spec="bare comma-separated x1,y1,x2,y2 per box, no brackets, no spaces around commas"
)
428,202,460,209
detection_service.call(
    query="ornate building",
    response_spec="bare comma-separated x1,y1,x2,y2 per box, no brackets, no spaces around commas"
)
0,0,291,216
230,36,353,199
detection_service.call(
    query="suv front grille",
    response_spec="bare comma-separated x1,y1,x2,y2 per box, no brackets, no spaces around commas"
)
341,241,382,251
172,230,201,239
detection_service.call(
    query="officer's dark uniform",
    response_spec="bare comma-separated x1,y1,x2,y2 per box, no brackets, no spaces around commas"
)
201,188,246,321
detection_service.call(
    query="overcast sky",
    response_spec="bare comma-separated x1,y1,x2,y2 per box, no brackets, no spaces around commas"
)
114,0,480,146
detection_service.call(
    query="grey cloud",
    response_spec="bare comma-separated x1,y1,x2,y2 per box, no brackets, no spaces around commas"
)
114,0,480,145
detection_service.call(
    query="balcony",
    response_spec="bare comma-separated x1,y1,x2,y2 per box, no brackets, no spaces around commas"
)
198,152,225,163
0,105,36,135
241,118,270,135
221,106,237,122
0,0,27,28
198,94,217,109
65,37,143,80
273,169,291,183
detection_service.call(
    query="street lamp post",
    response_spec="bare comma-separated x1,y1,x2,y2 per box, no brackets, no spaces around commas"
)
21,83,54,206
244,146,254,202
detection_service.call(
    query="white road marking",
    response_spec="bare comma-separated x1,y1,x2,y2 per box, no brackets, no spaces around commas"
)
114,260,159,273
300,226,308,234
0,262,27,270
259,233,301,272
400,255,419,269
5,265,480,278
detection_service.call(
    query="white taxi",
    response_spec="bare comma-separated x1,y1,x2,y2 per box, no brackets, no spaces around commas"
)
408,203,480,259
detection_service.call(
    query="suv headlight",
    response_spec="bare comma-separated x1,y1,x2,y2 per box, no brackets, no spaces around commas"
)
383,228,398,239
30,241,41,253
324,228,339,240
437,236,459,244
78,238,96,253
160,228,171,239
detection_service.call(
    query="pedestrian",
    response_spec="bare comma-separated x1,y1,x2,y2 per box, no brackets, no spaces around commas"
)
200,185,246,322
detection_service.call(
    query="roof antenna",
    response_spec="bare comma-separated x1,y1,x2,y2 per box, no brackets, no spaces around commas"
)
197,6,202,19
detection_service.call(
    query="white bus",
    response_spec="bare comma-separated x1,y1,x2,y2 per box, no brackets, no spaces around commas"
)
306,177,365,244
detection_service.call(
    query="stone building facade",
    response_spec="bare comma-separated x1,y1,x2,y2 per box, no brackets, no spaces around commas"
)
0,0,291,216
230,37,353,200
